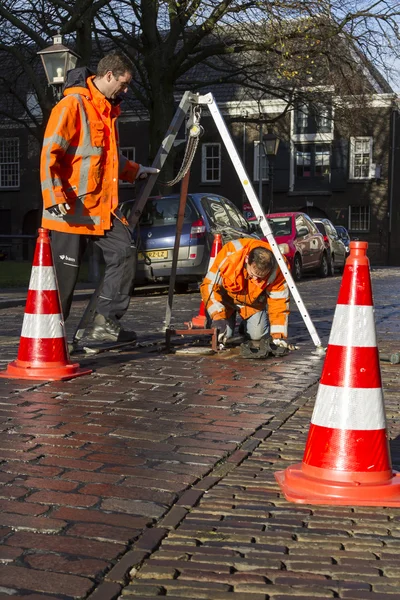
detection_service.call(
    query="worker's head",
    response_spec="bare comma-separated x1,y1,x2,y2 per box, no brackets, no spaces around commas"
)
245,247,276,281
94,51,133,100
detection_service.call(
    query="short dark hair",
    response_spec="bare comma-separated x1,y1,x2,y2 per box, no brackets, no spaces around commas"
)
97,51,133,78
248,247,276,278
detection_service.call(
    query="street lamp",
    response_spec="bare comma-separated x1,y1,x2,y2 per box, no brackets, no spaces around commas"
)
37,32,80,101
262,132,280,215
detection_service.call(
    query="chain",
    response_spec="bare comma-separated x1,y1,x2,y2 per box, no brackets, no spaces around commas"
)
165,105,203,187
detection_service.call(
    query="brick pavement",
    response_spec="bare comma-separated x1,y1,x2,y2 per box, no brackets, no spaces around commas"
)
0,269,399,598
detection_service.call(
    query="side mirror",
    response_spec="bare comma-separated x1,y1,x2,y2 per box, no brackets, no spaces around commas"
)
296,226,308,237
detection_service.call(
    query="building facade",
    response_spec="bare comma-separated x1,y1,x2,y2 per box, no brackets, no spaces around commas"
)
1,89,399,265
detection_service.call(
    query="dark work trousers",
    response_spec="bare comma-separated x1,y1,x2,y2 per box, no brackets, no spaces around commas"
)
50,216,136,321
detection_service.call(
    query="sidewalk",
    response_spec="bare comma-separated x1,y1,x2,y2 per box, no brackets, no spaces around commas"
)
0,283,95,309
0,269,400,598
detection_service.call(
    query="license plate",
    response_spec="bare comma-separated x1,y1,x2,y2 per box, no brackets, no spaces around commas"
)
138,250,168,260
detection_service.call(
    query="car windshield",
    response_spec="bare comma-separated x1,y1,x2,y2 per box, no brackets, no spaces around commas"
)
267,217,292,236
139,197,196,226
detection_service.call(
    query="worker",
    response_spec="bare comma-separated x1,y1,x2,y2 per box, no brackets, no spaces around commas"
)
41,51,159,343
200,238,289,348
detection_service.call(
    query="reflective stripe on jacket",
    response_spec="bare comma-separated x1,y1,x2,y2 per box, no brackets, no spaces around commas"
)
41,76,140,235
200,238,289,339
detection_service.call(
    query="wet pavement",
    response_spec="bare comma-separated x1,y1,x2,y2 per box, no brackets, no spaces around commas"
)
0,268,400,599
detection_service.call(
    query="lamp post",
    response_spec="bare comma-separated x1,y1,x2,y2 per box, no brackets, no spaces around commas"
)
262,132,280,215
37,32,80,102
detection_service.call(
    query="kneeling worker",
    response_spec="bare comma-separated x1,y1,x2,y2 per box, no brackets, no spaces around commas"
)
200,238,289,347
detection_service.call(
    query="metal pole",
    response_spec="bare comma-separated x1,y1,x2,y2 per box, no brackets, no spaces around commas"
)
268,159,274,215
258,124,263,209
164,170,191,330
128,91,196,230
201,92,323,351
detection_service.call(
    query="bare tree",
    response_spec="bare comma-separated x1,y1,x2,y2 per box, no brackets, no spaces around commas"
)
0,0,399,164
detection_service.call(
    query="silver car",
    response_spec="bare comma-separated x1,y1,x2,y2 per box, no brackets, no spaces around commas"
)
313,218,347,275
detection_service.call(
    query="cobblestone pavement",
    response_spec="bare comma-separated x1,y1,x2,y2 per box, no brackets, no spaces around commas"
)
0,268,400,599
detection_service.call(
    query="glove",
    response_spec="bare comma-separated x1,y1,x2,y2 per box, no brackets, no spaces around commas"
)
211,318,229,343
47,203,70,217
272,338,288,348
136,165,160,180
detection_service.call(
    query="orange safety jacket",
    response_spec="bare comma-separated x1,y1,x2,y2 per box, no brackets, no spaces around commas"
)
200,238,290,339
41,75,140,235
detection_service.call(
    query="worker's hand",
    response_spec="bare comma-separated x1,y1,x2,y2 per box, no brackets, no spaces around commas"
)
272,338,299,351
136,165,160,180
272,338,288,349
211,318,229,343
46,203,70,218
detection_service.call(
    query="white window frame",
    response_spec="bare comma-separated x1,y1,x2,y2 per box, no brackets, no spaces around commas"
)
253,141,269,182
349,137,374,180
201,143,221,183
119,146,136,186
349,205,370,232
0,138,20,189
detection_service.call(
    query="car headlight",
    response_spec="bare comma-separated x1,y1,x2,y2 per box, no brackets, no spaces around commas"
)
278,243,290,255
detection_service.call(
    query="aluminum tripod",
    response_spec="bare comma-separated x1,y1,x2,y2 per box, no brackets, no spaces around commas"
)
72,91,323,352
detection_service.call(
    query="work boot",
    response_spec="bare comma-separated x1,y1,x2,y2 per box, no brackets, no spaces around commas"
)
84,313,137,343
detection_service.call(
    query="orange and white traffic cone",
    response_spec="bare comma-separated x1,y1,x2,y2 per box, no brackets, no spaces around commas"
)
190,233,223,328
0,228,92,382
275,241,400,506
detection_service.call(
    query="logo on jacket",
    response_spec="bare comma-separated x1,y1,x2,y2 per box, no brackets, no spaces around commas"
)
59,254,76,263
147,232,152,238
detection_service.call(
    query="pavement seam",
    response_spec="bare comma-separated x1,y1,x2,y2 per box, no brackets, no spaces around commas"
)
108,381,320,593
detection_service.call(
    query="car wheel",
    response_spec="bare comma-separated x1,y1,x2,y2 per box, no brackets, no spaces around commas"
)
329,253,335,276
318,253,329,278
174,282,190,294
293,254,302,281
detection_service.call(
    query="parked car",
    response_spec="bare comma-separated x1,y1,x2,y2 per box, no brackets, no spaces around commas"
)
120,193,261,292
262,212,328,281
334,225,351,257
313,218,347,275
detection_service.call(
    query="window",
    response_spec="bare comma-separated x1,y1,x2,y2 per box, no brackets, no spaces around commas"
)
296,214,311,236
350,137,373,180
295,144,331,180
223,199,251,232
253,141,269,181
120,147,135,186
0,138,19,189
201,143,221,183
296,104,309,133
203,197,231,227
294,102,332,134
349,206,370,232
316,105,330,131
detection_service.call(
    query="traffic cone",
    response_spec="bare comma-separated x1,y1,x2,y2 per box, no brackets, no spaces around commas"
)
275,241,400,506
0,228,92,381
190,233,223,328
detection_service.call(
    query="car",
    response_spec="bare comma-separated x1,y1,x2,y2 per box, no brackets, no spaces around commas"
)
120,193,261,292
263,212,329,281
334,225,351,257
313,218,347,275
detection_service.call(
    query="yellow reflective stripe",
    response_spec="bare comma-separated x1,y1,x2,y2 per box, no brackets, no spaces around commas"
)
271,323,288,335
230,239,243,252
208,303,225,316
269,288,289,299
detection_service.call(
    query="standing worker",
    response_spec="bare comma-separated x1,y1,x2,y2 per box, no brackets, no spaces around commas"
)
41,51,158,343
200,238,290,348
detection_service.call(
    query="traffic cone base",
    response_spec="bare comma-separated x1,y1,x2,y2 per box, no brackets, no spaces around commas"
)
0,360,90,381
275,241,400,507
275,464,400,506
0,228,91,382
